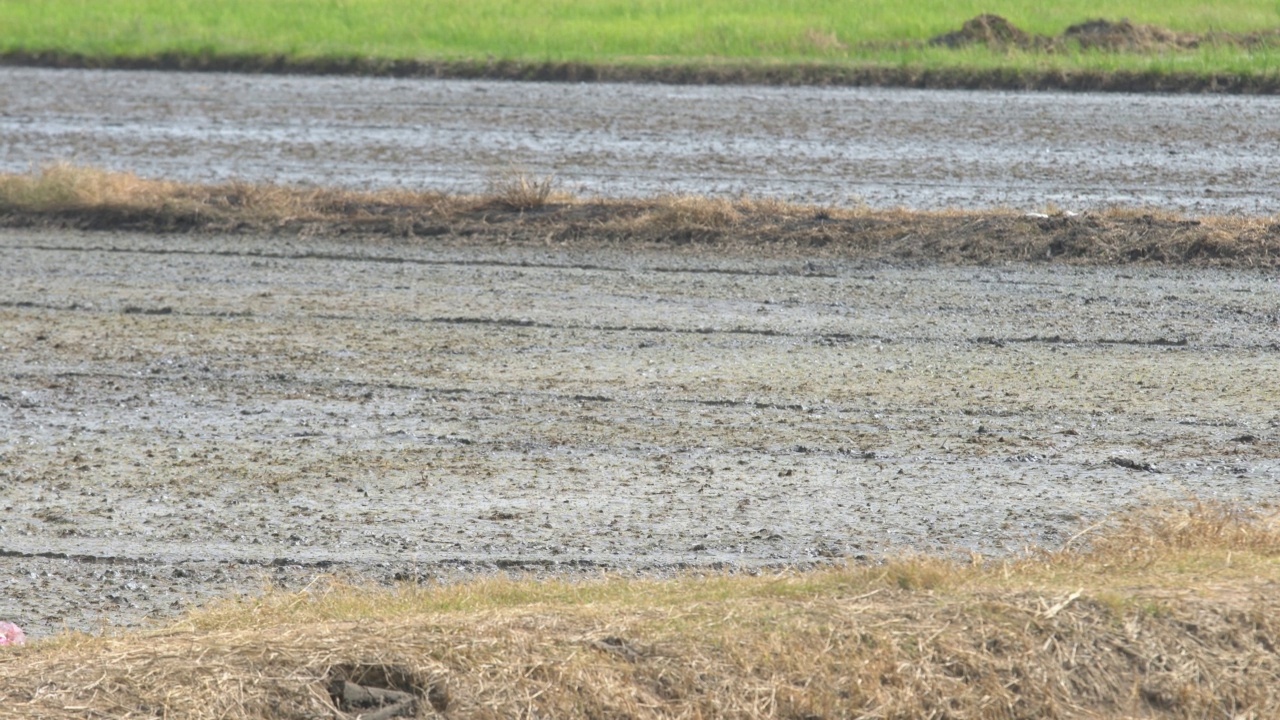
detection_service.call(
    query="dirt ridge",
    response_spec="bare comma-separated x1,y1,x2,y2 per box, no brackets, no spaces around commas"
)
4,566,1280,718
5,201,1280,268
4,46,1280,94
5,166,1279,266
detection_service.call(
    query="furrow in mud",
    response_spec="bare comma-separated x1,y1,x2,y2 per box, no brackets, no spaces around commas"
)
4,241,866,279
6,297,1274,351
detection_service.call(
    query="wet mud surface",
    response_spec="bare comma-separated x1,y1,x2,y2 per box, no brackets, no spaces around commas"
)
3,67,1280,213
2,228,1279,637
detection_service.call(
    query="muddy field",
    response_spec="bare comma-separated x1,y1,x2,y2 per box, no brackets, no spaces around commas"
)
3,67,1280,213
2,227,1278,637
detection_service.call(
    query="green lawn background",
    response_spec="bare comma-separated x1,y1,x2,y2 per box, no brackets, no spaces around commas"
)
2,0,1279,75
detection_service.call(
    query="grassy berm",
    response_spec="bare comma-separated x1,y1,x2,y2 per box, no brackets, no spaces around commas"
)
3,165,1280,267
1,502,1278,718
3,1,1280,91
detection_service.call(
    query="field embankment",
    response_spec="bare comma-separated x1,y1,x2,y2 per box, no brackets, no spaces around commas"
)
2,503,1278,719
2,1,1280,91
3,165,1279,268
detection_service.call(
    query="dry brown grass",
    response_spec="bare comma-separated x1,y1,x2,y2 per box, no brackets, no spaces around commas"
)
2,165,1280,268
0,163,459,229
0,162,180,211
2,501,1279,719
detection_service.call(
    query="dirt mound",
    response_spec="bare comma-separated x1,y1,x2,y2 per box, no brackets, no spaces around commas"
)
930,15,1266,53
929,14,1035,49
1064,18,1198,51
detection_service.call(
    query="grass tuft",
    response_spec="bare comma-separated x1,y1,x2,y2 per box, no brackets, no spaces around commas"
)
484,169,563,211
1086,500,1280,561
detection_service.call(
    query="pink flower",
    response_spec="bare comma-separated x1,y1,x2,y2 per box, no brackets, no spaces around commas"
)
0,621,25,646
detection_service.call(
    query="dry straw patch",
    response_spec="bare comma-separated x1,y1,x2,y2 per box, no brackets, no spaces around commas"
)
0,163,461,229
2,502,1279,719
0,162,179,211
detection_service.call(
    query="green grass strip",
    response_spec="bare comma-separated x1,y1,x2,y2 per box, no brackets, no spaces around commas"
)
2,1,1280,87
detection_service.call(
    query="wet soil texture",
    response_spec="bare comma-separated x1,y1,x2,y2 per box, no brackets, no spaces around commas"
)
2,67,1280,213
2,228,1279,637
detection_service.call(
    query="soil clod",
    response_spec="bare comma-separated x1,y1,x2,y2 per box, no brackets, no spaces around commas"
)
590,636,647,663
1109,457,1160,473
326,663,436,718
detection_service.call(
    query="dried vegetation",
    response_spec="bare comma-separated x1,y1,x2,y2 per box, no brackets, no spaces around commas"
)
1,502,1278,718
3,165,1279,268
